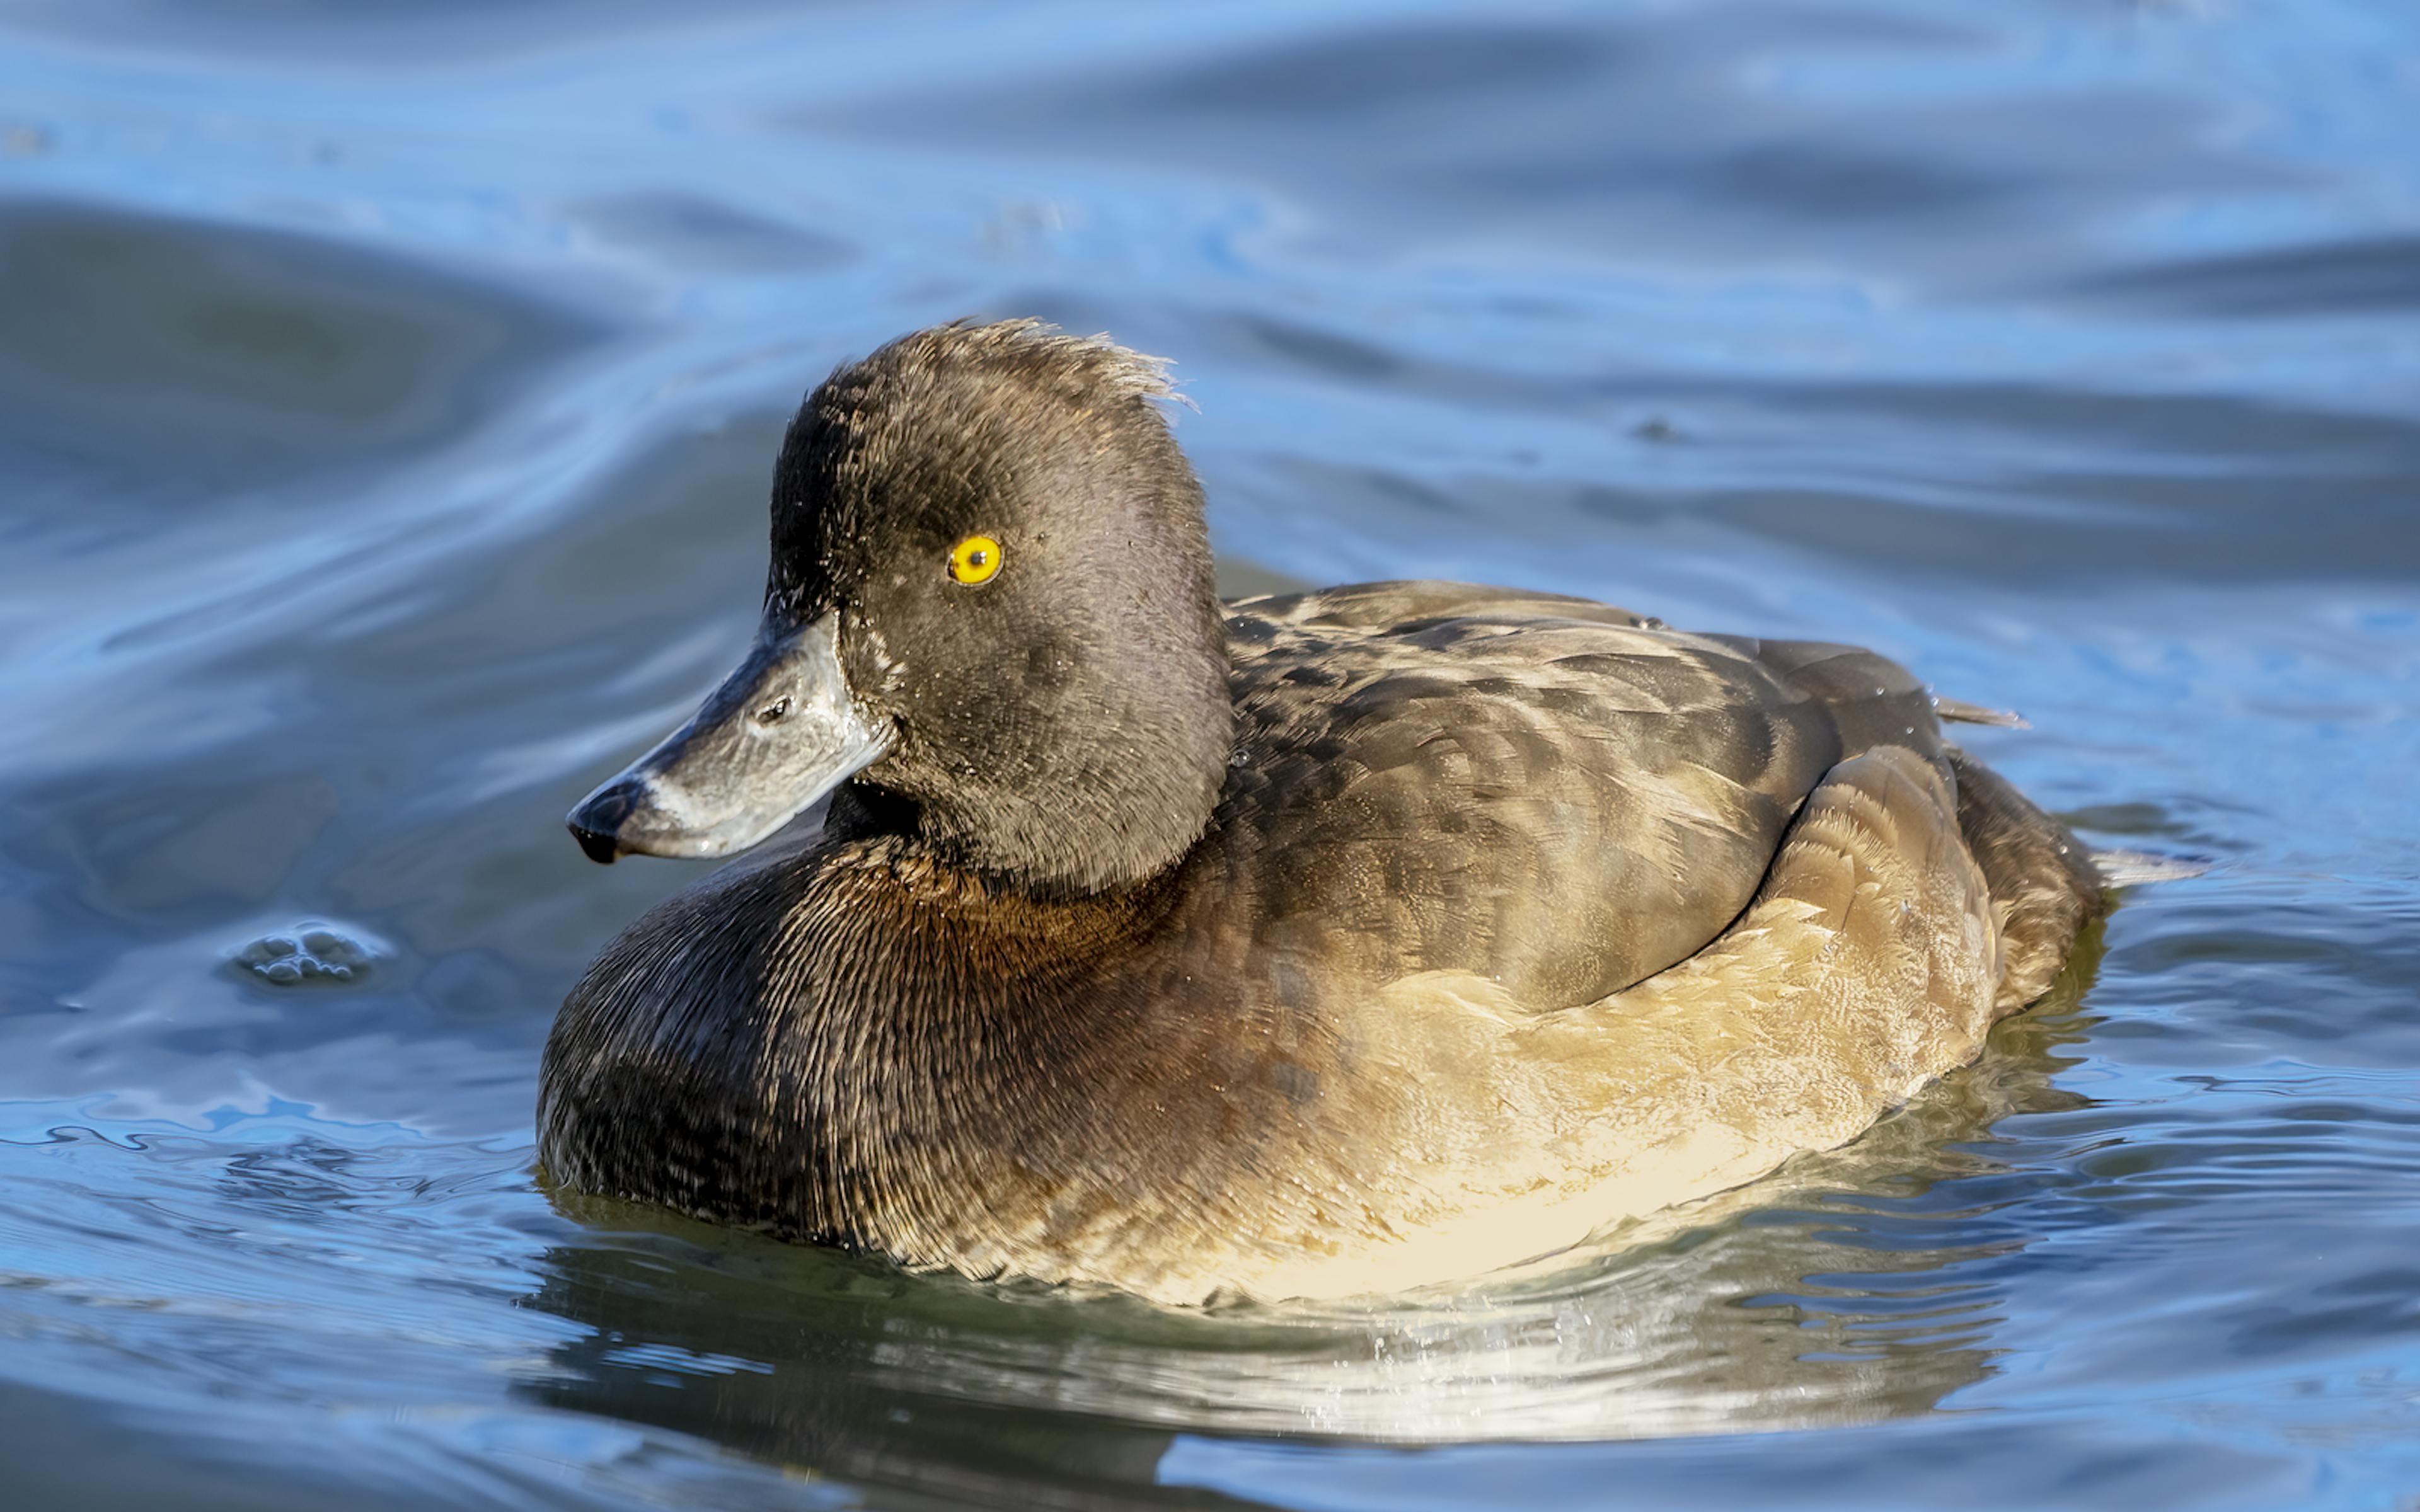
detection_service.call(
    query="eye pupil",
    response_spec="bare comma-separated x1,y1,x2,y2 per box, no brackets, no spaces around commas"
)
756,697,790,726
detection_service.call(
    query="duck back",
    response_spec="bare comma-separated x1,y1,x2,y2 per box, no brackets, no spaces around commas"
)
1207,582,1952,1003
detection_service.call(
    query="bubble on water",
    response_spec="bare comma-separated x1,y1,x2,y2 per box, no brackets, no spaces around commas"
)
233,922,380,985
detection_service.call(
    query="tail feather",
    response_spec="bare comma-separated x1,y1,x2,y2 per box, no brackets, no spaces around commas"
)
1933,696,2031,730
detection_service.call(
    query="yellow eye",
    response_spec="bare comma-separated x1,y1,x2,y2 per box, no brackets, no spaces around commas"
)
948,534,1003,585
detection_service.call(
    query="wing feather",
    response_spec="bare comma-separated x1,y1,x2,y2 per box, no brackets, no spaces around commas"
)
1214,583,1951,1004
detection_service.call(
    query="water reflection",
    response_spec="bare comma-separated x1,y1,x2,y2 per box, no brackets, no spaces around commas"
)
0,196,594,510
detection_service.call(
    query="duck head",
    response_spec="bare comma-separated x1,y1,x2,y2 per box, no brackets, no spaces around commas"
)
567,320,1234,893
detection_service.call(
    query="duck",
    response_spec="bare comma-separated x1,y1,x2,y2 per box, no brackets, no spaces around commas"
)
539,319,2104,1305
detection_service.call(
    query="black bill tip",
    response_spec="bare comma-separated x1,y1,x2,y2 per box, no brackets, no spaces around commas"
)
567,782,638,865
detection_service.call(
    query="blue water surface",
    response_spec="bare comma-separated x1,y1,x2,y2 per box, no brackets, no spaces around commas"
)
1,3,2416,1508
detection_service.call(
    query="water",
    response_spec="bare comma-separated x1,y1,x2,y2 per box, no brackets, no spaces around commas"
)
2,1,2416,1506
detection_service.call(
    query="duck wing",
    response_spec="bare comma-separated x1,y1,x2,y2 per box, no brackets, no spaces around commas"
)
1214,581,1944,1006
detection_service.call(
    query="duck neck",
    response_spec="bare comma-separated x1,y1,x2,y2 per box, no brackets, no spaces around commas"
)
856,616,1237,895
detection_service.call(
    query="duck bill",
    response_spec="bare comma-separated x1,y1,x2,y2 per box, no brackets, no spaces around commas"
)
566,613,889,864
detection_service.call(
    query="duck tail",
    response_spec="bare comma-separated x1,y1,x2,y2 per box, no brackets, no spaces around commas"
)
1932,695,2030,729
